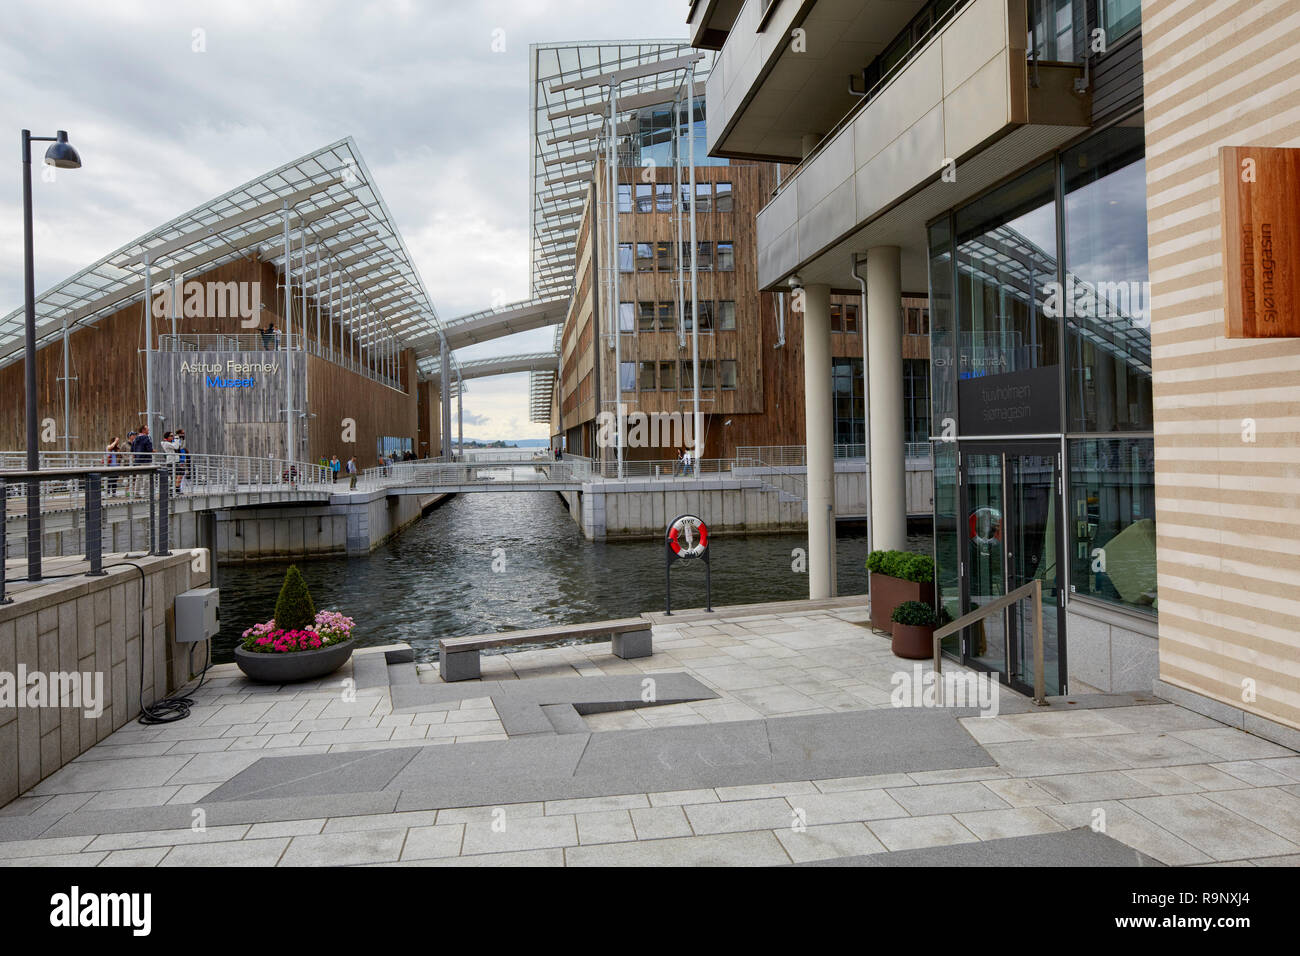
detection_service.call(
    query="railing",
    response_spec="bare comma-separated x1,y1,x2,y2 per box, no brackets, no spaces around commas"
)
157,333,403,391
0,451,333,500
0,464,173,602
932,579,1047,707
359,458,594,488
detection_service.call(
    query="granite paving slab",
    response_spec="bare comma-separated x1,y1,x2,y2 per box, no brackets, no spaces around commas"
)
795,827,1165,867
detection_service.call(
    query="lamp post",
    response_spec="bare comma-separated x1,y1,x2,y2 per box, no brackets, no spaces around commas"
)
21,129,82,582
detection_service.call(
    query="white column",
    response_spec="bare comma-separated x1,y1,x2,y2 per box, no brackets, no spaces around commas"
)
867,246,906,552
803,283,835,599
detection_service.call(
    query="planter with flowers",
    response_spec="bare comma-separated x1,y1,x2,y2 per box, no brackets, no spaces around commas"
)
234,565,357,683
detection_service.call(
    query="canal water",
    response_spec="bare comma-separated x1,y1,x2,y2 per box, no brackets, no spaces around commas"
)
213,487,931,663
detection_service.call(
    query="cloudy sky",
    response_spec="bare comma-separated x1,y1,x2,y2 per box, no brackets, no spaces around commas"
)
0,0,687,440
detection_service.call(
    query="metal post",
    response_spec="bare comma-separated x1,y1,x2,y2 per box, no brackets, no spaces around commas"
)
315,247,321,351
144,251,154,439
688,79,701,470
0,476,8,603
156,467,171,556
21,130,42,582
61,319,71,453
147,470,157,554
282,203,295,461
457,371,463,456
440,338,451,461
1032,578,1046,706
85,472,105,576
609,78,624,480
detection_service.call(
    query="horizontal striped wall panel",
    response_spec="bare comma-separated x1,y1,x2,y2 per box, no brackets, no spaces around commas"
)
1144,0,1300,731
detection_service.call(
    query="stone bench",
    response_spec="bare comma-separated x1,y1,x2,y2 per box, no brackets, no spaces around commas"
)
437,617,653,682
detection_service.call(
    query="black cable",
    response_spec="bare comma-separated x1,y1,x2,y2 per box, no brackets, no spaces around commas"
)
95,561,212,724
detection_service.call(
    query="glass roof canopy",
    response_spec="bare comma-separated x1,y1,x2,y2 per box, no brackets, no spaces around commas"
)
529,40,714,299
0,137,447,374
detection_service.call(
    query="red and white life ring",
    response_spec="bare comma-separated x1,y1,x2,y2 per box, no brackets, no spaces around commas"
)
668,515,708,558
968,507,1002,548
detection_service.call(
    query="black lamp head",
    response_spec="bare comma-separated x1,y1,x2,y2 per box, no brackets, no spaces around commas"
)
43,131,81,170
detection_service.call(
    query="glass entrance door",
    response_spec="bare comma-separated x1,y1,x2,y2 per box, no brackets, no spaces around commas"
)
960,442,1065,695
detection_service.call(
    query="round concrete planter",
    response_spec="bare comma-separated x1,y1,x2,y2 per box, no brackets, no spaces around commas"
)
235,638,354,683
891,623,934,660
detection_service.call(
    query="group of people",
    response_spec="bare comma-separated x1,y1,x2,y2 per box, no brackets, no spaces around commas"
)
322,454,360,488
102,425,189,496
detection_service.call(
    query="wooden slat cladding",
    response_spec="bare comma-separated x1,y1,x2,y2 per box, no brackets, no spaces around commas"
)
1144,0,1300,730
549,157,877,461
0,254,417,463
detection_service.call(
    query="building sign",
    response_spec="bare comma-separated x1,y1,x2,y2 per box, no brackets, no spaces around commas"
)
958,365,1059,436
180,359,278,389
1220,146,1300,338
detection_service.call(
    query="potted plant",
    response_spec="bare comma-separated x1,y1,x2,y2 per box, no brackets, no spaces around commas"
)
866,549,935,633
234,565,357,683
890,601,941,659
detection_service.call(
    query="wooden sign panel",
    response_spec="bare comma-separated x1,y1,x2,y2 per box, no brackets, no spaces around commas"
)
1220,146,1300,338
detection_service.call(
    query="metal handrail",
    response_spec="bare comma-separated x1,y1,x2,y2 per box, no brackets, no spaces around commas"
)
932,578,1047,706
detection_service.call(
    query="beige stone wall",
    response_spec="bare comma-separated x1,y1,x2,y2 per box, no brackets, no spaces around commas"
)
0,552,211,804
1143,0,1300,729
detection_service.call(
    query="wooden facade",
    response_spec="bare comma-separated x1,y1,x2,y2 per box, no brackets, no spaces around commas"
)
552,157,928,462
0,255,419,467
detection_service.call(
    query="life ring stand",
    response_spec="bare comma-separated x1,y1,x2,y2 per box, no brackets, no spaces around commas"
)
668,514,708,558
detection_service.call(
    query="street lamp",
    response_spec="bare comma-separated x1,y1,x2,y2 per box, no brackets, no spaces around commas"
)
21,129,82,581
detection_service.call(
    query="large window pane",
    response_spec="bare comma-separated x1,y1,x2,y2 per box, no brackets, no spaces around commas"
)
1068,437,1156,614
717,300,736,331
619,301,635,333
616,184,632,214
656,183,673,213
636,243,654,272
717,241,735,272
1102,0,1141,38
639,361,657,390
831,358,865,445
1063,124,1152,433
928,216,956,430
638,301,655,332
635,184,653,213
715,182,733,212
618,243,633,273
619,361,635,392
659,361,677,390
955,161,1058,381
720,359,737,389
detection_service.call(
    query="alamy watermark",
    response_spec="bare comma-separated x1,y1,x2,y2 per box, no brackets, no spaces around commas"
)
152,278,263,327
595,405,696,451
890,664,999,717
0,666,104,718
1042,276,1150,327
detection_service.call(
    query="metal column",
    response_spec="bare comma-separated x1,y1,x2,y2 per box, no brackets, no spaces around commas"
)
282,203,295,462
439,337,452,461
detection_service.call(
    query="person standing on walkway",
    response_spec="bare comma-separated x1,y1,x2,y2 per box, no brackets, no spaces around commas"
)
347,455,358,489
104,436,121,497
160,431,180,495
130,426,154,496
175,429,188,492
330,454,341,482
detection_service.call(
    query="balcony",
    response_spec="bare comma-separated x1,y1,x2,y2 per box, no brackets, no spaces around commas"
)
753,0,1089,290
705,0,931,161
688,0,744,51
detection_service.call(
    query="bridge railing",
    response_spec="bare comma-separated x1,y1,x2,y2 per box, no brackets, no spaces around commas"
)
0,451,333,504
359,457,594,488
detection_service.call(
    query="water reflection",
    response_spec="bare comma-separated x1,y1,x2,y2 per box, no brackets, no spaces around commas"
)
214,490,929,663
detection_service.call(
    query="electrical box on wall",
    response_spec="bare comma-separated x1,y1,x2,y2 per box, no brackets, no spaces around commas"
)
175,588,220,643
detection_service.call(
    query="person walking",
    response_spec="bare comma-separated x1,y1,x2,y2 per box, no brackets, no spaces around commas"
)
330,454,341,482
347,455,358,490
260,323,275,351
104,436,121,497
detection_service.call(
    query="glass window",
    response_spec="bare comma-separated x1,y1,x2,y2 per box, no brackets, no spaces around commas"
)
698,301,714,332
695,182,712,212
616,184,632,214
717,241,735,272
696,241,713,271
619,301,635,333
659,360,677,390
701,359,716,389
656,241,674,272
680,360,694,389
638,301,656,332
1102,0,1141,39
639,361,657,390
904,358,931,445
636,242,654,272
831,358,865,445
720,359,738,389
933,442,961,636
1029,0,1076,62
928,217,956,429
1069,437,1156,614
657,301,675,331
680,241,692,271
679,183,692,212
714,182,733,212
618,242,634,273
954,160,1058,388
656,183,673,213
717,300,736,330
635,183,653,213
619,361,635,392
1063,124,1152,433
682,301,692,332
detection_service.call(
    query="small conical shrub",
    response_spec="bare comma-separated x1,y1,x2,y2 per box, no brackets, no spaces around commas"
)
273,565,316,632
